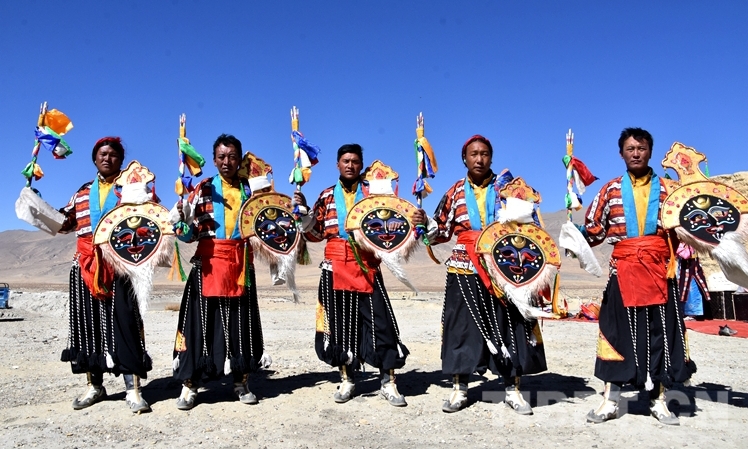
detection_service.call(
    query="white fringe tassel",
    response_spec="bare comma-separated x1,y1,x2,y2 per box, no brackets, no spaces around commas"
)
224,358,232,375
486,340,499,355
172,356,180,371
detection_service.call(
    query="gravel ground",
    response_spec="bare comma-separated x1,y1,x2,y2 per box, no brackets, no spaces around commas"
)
1,288,747,449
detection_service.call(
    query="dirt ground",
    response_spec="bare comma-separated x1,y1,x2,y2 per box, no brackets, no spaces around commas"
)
1,286,747,449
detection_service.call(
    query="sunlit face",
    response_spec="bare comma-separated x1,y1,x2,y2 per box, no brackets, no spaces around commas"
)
337,153,363,182
680,195,740,244
493,234,544,285
109,216,161,264
254,207,298,253
94,145,123,178
464,141,492,181
214,144,241,179
360,208,411,251
620,136,652,177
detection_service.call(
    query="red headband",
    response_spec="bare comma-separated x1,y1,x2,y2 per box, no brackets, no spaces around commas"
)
461,134,493,159
94,136,122,147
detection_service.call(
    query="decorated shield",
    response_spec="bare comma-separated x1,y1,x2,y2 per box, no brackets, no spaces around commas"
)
92,161,175,315
476,177,560,320
661,143,748,287
345,160,419,292
238,152,302,302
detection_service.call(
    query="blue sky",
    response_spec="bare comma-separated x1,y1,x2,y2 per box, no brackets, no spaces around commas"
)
2,1,747,231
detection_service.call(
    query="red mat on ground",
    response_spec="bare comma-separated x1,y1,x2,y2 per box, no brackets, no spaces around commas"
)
685,319,748,338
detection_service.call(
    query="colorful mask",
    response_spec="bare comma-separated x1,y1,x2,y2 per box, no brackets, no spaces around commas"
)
661,142,748,288
345,160,420,293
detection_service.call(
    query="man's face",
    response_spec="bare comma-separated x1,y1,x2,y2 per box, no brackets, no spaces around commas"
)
464,140,492,181
94,145,123,178
337,153,363,182
620,136,652,176
214,144,241,179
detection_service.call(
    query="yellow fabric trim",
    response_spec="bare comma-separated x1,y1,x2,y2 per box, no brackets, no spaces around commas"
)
220,175,241,237
628,170,652,236
342,182,359,213
596,330,624,361
98,180,114,210
467,177,492,227
532,323,544,345
315,302,326,333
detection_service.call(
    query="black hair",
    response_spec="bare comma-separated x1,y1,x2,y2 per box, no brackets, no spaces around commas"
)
213,134,243,158
618,128,653,153
336,143,363,162
91,136,125,162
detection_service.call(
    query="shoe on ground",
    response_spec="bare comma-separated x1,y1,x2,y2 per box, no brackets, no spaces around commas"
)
176,385,198,411
380,381,407,407
125,391,151,414
719,325,738,336
442,389,467,413
650,399,680,426
504,389,533,415
72,385,107,410
334,380,355,403
586,399,618,423
234,383,259,405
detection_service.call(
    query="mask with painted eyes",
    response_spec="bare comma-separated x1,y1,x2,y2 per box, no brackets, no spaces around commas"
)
360,208,411,251
680,195,740,244
493,235,544,285
254,206,298,254
109,215,163,264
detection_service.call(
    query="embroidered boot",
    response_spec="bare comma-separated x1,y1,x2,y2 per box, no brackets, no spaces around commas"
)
72,372,107,410
380,369,407,407
334,365,355,403
124,374,151,413
649,384,680,426
442,375,468,413
234,373,259,405
504,376,533,415
587,382,620,423
176,379,198,411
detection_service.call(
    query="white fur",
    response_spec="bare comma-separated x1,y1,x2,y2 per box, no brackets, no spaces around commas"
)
498,197,535,224
559,221,603,277
120,182,151,205
367,179,394,195
15,187,65,235
713,227,748,288
352,229,419,293
484,259,557,320
100,234,175,317
250,237,300,303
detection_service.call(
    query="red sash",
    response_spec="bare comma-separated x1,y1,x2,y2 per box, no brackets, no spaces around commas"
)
457,231,495,293
76,237,114,300
324,238,379,293
612,236,670,307
195,239,253,298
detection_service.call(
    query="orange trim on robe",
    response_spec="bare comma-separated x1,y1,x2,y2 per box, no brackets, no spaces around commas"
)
195,239,253,298
76,237,115,300
612,236,670,307
324,238,379,293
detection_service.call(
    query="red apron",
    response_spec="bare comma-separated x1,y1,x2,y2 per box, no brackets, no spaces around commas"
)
456,231,495,294
76,237,115,300
612,236,670,307
324,238,379,294
195,239,253,298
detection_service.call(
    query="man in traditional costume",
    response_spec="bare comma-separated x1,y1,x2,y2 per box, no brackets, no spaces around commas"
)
293,144,409,406
412,135,546,414
171,134,270,410
52,137,152,412
581,128,695,425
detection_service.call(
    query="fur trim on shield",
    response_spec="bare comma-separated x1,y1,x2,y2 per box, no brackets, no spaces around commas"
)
352,229,419,293
100,234,175,316
712,227,748,288
484,260,557,320
249,237,300,303
559,221,603,277
673,226,716,257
